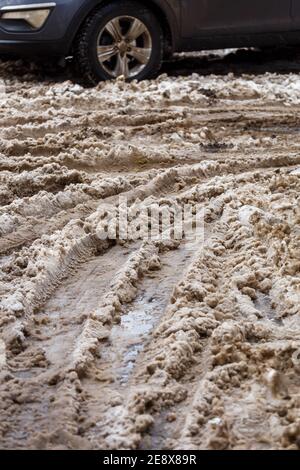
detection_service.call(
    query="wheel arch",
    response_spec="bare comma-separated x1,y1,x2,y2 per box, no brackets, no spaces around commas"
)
65,0,179,57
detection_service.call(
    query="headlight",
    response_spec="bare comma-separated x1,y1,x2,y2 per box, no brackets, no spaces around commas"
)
0,3,56,29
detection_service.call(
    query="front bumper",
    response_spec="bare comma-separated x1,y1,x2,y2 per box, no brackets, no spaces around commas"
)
0,0,84,57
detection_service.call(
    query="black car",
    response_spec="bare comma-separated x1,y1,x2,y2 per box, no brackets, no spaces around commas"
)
0,0,299,82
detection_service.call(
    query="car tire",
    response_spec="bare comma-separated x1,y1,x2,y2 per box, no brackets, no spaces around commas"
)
74,1,163,83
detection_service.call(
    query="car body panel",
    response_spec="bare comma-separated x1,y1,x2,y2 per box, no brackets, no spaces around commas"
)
292,0,300,26
181,1,292,38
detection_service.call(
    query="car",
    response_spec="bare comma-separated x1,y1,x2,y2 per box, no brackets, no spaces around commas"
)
0,0,299,82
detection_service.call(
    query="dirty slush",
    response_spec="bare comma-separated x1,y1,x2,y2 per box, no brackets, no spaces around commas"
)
0,55,300,451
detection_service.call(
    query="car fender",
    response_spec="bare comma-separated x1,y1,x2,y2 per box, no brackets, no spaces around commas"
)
63,0,181,53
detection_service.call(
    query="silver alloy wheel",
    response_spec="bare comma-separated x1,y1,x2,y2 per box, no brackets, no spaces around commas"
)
97,16,152,78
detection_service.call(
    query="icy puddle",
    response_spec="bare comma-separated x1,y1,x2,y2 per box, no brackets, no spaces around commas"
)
104,296,164,385
99,237,200,385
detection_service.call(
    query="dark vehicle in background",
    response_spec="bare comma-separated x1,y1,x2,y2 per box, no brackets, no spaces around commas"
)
0,0,300,82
